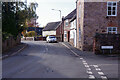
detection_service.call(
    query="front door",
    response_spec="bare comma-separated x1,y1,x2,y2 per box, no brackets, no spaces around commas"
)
68,31,70,42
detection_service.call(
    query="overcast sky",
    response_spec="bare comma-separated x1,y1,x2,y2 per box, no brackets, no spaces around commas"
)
27,0,76,27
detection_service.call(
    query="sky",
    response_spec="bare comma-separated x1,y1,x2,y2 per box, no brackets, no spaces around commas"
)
27,0,76,27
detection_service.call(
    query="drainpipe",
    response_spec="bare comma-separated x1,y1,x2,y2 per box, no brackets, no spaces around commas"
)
76,0,78,48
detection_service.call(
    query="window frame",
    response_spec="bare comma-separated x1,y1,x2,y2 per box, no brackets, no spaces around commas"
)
107,27,117,34
64,31,67,38
65,19,69,26
107,1,117,16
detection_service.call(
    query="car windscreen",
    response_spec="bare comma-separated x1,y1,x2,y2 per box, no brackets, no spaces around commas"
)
49,36,56,38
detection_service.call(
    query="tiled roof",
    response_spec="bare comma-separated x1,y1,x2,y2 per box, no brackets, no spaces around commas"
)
70,14,76,22
43,21,61,31
64,9,76,20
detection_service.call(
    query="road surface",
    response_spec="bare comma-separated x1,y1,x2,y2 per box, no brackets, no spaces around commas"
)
2,41,119,79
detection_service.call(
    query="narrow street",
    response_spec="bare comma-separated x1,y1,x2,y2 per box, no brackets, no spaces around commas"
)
2,41,119,79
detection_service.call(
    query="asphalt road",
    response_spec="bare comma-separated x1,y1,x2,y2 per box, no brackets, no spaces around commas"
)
2,41,119,79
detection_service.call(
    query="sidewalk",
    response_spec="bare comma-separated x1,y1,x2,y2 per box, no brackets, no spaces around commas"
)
60,42,95,56
0,43,27,60
61,42,120,58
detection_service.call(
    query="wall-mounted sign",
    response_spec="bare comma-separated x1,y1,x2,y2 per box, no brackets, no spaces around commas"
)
101,46,113,49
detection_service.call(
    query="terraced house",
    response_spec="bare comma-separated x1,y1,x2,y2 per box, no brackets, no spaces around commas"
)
76,0,120,51
63,9,76,42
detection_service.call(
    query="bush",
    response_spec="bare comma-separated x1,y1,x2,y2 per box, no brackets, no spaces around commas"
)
2,32,13,41
24,31,37,37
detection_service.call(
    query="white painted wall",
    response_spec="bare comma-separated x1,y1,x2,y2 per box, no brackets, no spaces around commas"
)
43,31,56,37
70,19,77,47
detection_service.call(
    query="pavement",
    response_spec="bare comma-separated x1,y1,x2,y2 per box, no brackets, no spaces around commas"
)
1,42,27,60
2,41,120,79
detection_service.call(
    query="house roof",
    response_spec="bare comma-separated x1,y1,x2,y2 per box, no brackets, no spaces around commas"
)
70,14,76,22
64,9,76,20
43,21,61,31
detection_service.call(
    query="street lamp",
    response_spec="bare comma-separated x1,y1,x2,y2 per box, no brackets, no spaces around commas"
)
52,9,61,20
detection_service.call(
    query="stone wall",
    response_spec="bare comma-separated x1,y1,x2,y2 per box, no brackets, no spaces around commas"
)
93,34,120,54
2,34,21,52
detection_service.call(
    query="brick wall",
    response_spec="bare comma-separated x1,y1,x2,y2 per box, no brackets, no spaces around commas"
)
77,1,120,51
93,34,120,54
56,22,64,42
64,19,71,42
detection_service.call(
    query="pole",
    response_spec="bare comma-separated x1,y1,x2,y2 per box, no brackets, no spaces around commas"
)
52,9,61,20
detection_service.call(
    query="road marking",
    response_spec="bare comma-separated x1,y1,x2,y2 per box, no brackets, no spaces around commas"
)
93,65,99,68
80,58,83,59
87,68,92,70
61,43,108,80
87,71,93,74
98,72,104,75
88,75,95,79
85,65,90,68
101,76,108,80
83,62,88,65
82,60,86,63
95,68,101,71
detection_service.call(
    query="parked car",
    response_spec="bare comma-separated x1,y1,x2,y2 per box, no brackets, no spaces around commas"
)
46,36,57,43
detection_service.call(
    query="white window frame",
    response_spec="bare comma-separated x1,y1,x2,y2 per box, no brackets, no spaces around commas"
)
65,19,69,26
107,27,117,34
64,31,67,38
107,1,117,16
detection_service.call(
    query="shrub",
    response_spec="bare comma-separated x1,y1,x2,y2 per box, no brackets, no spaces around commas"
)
23,31,37,37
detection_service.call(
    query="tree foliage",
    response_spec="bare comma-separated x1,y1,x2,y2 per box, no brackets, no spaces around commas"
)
2,2,38,40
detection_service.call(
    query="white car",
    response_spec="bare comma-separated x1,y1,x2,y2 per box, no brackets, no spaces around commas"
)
46,36,57,43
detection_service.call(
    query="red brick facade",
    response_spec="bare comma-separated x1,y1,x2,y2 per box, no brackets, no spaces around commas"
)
56,21,64,42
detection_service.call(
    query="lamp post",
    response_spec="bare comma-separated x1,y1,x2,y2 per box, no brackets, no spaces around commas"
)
52,9,61,20
52,9,62,41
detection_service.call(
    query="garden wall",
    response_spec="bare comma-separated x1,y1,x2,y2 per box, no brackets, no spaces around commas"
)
2,34,21,52
93,34,120,54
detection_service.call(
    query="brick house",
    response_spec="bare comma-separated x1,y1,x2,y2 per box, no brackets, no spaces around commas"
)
76,0,120,51
43,21,61,38
63,9,76,42
56,20,64,42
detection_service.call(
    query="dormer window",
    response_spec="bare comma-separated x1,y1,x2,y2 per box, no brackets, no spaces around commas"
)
107,2,117,16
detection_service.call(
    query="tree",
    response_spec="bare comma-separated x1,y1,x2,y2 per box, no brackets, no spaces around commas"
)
2,1,38,40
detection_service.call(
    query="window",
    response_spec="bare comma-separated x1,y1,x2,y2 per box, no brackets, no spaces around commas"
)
107,2,117,16
107,27,117,34
64,31,67,38
65,19,69,26
79,27,81,41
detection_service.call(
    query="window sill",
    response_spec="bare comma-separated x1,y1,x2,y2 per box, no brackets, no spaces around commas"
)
106,16,117,19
